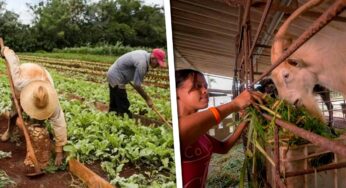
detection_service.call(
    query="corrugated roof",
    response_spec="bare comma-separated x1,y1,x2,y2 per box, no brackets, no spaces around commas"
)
171,0,346,78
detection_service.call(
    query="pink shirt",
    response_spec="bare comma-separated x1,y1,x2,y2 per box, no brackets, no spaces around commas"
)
181,134,213,188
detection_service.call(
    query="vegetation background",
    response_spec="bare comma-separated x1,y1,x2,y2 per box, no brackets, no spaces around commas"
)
0,0,166,53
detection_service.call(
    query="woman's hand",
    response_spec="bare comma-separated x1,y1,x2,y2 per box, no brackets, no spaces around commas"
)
233,90,263,110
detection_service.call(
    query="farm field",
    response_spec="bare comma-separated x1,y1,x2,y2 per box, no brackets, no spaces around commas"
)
0,53,175,187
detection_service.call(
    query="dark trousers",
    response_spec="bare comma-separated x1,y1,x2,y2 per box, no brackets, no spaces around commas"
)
109,84,132,118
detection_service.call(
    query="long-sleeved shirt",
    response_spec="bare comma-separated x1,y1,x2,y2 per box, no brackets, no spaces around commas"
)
107,50,150,88
3,47,67,148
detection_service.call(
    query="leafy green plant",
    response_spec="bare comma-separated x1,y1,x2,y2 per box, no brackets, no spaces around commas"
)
0,54,175,187
0,170,16,188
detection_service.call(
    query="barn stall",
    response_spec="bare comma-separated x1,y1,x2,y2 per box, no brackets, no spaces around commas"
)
171,0,346,187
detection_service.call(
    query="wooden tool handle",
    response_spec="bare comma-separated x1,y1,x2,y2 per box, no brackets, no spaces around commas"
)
0,37,41,173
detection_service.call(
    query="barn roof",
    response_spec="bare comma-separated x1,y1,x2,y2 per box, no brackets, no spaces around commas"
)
171,0,346,78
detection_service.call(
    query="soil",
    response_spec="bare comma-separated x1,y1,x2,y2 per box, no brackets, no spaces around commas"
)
0,111,162,187
64,93,85,102
0,115,73,188
93,101,165,127
62,85,168,127
332,117,346,129
83,161,155,182
94,101,109,112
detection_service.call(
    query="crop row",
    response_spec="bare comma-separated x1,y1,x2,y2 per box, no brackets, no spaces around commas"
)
0,61,175,187
19,55,169,75
20,56,170,88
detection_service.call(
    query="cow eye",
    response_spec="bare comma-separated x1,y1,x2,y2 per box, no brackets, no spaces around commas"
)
287,59,298,66
284,73,289,79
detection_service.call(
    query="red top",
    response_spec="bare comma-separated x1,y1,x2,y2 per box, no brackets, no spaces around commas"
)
181,134,213,188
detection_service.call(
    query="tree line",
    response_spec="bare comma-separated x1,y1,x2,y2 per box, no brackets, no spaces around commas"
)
0,0,166,52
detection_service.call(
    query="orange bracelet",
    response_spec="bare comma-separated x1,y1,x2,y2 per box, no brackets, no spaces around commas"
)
209,107,221,124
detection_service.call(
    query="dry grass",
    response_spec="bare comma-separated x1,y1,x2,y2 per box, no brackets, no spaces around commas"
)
207,143,245,188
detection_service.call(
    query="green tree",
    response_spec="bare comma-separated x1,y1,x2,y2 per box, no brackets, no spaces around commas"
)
1,0,166,51
0,0,36,51
30,0,86,51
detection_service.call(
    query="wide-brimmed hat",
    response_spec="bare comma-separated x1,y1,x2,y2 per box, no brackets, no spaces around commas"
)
20,80,58,120
152,48,166,67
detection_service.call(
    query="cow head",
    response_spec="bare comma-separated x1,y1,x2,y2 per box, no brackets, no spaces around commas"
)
271,59,324,121
269,0,326,122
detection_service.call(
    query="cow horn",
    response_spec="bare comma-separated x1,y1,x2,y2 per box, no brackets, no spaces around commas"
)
271,0,324,64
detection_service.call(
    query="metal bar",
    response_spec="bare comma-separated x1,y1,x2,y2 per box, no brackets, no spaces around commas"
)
274,125,282,188
275,174,286,188
247,25,254,84
248,0,273,58
208,88,233,94
242,0,252,27
283,161,346,178
250,0,346,87
243,0,252,88
262,113,346,157
239,0,272,85
232,5,243,100
244,24,249,88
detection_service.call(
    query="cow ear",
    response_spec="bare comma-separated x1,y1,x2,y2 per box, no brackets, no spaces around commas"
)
287,58,306,68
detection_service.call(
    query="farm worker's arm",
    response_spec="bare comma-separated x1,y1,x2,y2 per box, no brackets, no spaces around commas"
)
1,46,24,98
48,104,68,166
206,121,248,154
130,82,153,108
131,65,153,108
179,90,262,149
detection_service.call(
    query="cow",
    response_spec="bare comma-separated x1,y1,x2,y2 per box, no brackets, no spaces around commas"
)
270,0,346,124
256,78,334,127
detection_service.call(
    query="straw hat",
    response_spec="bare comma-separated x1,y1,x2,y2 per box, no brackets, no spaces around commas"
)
20,80,58,120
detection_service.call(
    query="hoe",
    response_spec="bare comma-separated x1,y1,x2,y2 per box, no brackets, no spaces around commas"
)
0,37,44,177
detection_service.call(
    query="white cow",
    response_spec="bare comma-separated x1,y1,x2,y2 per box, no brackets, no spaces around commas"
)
271,0,346,122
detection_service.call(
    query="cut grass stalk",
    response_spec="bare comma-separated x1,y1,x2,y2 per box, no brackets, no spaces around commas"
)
257,104,282,119
254,140,275,167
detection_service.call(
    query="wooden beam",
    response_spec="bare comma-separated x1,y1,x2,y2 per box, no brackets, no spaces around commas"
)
172,12,260,35
171,0,238,21
181,53,235,62
174,40,234,54
181,51,235,60
172,17,236,36
172,13,238,32
176,47,234,60
173,34,234,49
177,0,239,17
173,31,235,45
183,55,234,66
173,21,235,37
175,44,233,57
171,8,234,25
180,51,233,62
173,24,234,42
174,48,199,70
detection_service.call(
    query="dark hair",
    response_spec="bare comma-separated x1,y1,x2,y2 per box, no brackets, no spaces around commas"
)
175,69,204,89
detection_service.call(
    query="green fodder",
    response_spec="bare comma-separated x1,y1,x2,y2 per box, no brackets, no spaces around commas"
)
240,93,338,187
207,144,245,188
251,94,337,144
